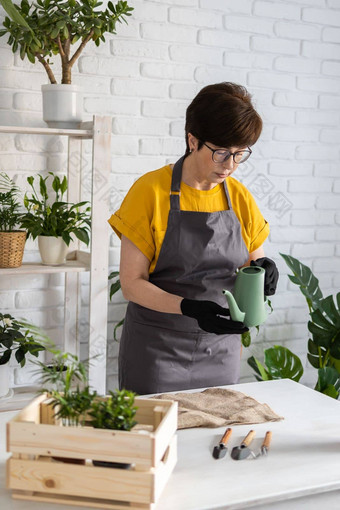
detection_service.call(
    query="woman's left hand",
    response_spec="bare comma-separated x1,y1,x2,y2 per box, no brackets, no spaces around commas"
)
250,257,279,296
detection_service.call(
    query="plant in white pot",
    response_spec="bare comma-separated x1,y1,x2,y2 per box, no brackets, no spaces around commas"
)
0,313,47,398
20,172,91,265
0,172,26,268
0,0,133,127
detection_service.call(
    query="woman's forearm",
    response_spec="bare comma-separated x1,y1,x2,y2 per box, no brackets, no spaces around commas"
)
122,278,183,314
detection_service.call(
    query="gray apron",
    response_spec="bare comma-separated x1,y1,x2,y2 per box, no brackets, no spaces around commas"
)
119,155,249,394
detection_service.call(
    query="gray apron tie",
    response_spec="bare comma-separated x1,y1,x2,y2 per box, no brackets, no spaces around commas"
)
119,155,249,394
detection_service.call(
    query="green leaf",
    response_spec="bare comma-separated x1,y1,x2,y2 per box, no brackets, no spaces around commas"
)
109,280,121,300
113,318,124,341
315,367,340,399
15,347,25,365
0,349,11,365
264,345,303,382
280,253,323,311
247,355,270,381
241,330,251,348
73,228,89,245
108,271,120,280
308,293,340,359
0,0,34,33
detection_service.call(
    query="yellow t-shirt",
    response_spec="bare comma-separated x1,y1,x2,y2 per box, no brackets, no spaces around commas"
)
108,164,269,273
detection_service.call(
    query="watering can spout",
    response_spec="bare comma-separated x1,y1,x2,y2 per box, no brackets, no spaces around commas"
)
222,290,246,323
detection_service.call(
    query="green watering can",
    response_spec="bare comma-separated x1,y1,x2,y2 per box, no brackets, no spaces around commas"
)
222,266,268,328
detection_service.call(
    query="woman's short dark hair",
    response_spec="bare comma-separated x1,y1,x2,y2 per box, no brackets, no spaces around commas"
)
185,82,263,154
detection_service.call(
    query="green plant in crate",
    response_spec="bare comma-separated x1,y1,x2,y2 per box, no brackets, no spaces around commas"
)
247,254,340,399
0,0,134,84
20,172,91,246
89,389,137,431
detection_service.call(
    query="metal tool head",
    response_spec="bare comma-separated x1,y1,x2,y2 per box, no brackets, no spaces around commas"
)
212,427,232,460
213,444,227,459
231,430,256,461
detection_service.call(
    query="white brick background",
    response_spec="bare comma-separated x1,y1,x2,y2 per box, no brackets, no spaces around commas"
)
0,0,339,392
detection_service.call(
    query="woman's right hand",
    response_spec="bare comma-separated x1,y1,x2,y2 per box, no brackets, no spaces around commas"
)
180,298,248,335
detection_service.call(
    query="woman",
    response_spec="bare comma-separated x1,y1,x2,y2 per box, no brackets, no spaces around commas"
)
108,82,278,395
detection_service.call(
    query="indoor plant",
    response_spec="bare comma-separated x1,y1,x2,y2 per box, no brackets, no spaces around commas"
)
0,0,133,127
0,172,26,268
248,254,340,399
0,313,47,397
20,172,91,265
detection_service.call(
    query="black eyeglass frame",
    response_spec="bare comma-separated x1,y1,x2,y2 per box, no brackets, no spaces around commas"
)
202,142,252,164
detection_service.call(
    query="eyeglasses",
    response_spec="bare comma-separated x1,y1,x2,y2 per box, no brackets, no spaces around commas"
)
202,142,252,164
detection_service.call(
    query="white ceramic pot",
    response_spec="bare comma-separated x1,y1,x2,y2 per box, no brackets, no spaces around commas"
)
41,84,82,129
38,236,68,265
0,363,10,398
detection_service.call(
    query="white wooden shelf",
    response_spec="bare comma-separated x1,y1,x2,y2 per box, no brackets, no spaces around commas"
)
0,250,90,275
0,116,111,394
0,124,92,138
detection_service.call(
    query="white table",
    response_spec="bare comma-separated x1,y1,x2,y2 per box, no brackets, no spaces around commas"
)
1,379,340,509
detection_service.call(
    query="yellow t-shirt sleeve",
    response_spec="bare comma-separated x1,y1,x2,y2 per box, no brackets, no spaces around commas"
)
108,177,156,262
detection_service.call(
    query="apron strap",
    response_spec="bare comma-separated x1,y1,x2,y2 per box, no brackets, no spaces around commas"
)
170,154,233,211
170,155,186,211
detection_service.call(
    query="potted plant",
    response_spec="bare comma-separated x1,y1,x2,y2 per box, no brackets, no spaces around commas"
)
0,0,133,127
20,172,91,265
247,254,340,399
0,173,26,268
0,313,47,398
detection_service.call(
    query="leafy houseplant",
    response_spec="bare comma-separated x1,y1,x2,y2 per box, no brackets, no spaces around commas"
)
248,254,340,399
89,389,137,431
0,172,26,268
20,172,91,264
0,0,133,127
0,0,133,84
0,313,48,397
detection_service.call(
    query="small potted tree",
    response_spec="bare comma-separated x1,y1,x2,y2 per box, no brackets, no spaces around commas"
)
20,172,91,265
0,313,47,398
0,0,133,127
0,172,26,268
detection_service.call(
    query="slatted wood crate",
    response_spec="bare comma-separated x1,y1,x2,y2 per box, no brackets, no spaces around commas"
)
6,393,178,509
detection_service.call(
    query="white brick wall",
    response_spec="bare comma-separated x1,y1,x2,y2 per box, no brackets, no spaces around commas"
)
0,0,339,391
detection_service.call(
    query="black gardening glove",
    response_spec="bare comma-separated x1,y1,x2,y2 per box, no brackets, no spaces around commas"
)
180,298,248,335
250,257,279,296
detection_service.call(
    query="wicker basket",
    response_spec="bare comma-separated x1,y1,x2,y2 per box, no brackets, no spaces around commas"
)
0,231,26,268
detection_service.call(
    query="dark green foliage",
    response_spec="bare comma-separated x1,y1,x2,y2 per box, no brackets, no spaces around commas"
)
0,0,134,83
247,346,304,383
108,271,124,341
0,313,47,366
89,389,137,431
20,172,91,246
248,254,340,399
0,173,23,231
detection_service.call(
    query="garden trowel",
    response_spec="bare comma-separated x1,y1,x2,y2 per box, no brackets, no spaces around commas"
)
212,427,232,459
231,430,256,460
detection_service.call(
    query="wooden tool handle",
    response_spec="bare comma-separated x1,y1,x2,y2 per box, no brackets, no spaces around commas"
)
262,431,272,449
242,429,256,447
220,427,232,446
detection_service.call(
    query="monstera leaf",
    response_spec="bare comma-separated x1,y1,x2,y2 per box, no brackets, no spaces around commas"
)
280,253,323,311
248,346,303,383
247,356,271,382
315,367,340,399
264,346,304,382
308,293,340,359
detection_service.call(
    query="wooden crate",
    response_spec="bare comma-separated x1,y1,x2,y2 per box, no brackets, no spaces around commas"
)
6,394,178,509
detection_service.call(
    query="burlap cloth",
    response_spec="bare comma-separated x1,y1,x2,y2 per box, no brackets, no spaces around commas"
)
153,387,283,429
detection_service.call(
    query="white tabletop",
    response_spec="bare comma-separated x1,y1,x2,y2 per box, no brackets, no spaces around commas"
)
1,379,340,510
